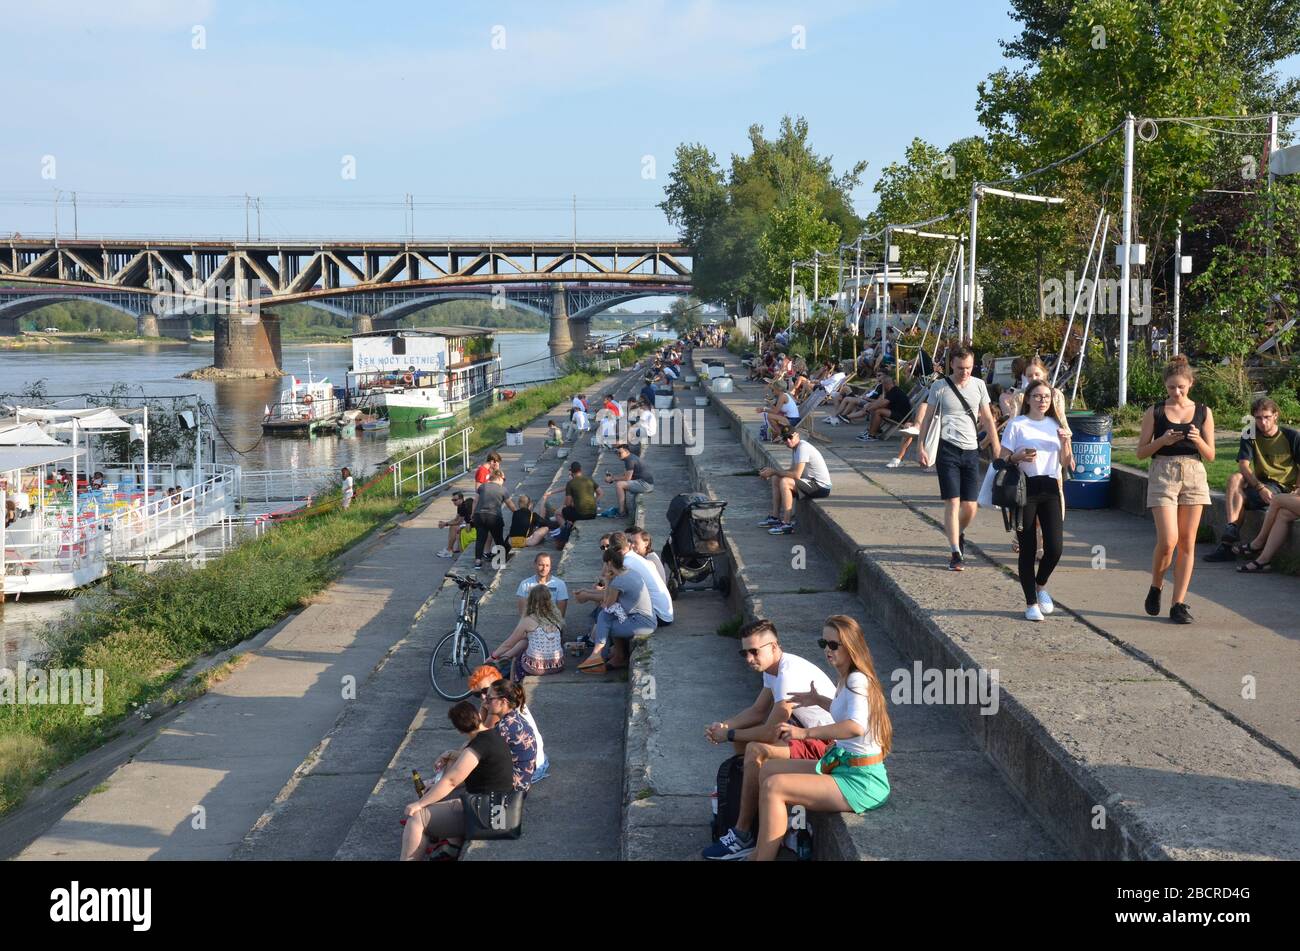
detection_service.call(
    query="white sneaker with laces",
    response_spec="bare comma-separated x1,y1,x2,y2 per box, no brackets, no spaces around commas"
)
436,549,454,559
900,424,921,436
886,457,903,468
1037,590,1055,614
1025,604,1045,622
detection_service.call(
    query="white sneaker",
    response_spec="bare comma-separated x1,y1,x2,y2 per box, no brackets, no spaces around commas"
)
899,424,920,436
823,416,840,426
885,457,903,469
1037,590,1055,614
436,549,454,559
1025,604,1045,622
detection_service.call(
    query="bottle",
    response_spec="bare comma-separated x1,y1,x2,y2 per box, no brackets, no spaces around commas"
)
412,769,426,797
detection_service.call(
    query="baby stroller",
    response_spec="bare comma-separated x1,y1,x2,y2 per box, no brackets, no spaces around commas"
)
662,492,730,598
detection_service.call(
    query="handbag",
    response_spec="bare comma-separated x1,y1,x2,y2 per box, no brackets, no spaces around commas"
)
990,458,1027,533
463,790,525,840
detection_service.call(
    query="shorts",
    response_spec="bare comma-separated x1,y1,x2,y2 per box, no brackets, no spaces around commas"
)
936,439,981,501
795,478,831,500
625,480,654,496
787,737,830,760
814,746,890,814
1147,455,1211,507
1244,479,1287,510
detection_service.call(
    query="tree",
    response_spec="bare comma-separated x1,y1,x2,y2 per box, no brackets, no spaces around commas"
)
756,193,842,303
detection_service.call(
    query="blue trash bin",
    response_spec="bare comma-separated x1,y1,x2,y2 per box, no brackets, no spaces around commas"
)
1064,412,1112,509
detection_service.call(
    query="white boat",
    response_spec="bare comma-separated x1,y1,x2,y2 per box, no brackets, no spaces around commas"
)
346,327,502,427
263,360,343,435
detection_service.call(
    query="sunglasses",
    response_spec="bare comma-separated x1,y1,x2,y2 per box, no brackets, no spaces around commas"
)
817,638,842,652
600,543,609,550
738,642,776,658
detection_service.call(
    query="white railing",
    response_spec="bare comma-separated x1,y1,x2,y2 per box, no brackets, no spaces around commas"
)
101,464,238,563
391,426,474,499
239,467,339,507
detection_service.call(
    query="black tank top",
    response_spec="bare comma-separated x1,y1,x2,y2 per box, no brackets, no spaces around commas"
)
1152,402,1206,457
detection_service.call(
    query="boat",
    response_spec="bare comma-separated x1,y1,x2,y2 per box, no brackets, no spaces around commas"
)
359,416,390,433
262,360,343,435
346,326,502,427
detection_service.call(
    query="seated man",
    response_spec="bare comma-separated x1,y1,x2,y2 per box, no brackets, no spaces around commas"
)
1206,397,1300,561
602,444,654,517
436,490,474,558
539,461,602,547
701,619,837,860
758,427,832,535
563,405,590,442
516,551,569,616
856,374,915,442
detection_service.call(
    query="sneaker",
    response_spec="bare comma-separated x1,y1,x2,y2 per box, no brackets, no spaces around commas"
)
959,533,966,557
949,551,964,571
1144,585,1162,617
1170,602,1194,624
701,827,755,861
823,416,840,426
1203,543,1235,563
757,515,782,527
1036,590,1055,614
547,527,563,539
768,521,795,535
899,424,921,436
856,432,877,442
885,457,903,468
1025,604,1045,622
436,549,454,558
474,559,483,569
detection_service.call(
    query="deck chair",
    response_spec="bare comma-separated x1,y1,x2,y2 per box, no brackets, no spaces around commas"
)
785,373,856,444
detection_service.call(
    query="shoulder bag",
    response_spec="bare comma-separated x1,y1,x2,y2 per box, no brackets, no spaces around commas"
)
463,790,525,840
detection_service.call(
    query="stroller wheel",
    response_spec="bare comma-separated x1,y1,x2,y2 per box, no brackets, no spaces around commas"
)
714,573,731,598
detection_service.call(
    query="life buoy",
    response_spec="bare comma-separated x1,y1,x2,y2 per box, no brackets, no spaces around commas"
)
403,373,414,385
303,395,314,405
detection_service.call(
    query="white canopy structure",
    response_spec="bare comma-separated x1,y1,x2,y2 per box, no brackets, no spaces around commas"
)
0,445,86,470
0,423,64,446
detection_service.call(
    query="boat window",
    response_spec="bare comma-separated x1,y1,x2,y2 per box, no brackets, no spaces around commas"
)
392,336,406,356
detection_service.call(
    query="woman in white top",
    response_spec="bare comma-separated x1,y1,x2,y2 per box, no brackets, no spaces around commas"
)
490,585,566,680
631,528,667,584
758,379,800,437
1000,379,1075,621
749,614,892,861
340,467,354,510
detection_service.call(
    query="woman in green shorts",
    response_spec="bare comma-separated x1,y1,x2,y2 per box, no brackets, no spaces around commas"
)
749,614,893,861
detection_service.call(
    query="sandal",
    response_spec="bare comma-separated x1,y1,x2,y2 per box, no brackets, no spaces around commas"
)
1238,559,1273,573
578,661,608,674
1231,541,1262,558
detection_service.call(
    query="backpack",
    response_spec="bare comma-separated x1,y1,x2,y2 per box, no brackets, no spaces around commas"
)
991,458,1027,533
710,754,745,840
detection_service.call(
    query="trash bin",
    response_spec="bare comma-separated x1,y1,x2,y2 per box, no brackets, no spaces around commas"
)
711,375,734,393
1064,412,1112,509
654,388,675,410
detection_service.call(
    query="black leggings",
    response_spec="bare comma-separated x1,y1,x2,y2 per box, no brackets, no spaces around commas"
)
473,514,506,561
1018,476,1063,604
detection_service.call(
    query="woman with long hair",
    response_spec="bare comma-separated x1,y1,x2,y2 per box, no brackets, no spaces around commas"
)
749,614,892,861
491,585,566,680
999,379,1075,620
1135,354,1215,624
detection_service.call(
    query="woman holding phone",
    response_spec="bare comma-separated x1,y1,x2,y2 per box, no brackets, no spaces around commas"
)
999,379,1075,621
1134,355,1215,624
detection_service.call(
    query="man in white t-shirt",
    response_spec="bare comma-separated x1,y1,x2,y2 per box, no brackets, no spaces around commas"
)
758,428,832,536
515,552,569,616
702,619,836,860
611,532,673,624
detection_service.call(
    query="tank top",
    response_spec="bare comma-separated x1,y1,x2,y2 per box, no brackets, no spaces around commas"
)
526,620,563,660
1152,402,1206,457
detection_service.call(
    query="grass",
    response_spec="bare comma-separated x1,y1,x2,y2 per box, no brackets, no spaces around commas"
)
1111,446,1242,493
716,614,745,638
837,561,859,592
0,355,653,818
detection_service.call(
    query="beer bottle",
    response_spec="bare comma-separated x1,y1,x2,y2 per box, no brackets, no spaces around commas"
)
412,769,427,797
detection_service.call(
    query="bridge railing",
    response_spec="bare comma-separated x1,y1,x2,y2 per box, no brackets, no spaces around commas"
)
391,426,474,499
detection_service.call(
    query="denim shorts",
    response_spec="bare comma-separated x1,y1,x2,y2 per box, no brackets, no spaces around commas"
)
936,439,981,501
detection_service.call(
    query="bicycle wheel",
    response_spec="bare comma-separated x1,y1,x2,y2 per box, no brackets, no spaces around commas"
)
430,625,489,701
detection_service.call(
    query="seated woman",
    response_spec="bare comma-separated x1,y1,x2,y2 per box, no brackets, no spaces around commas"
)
749,614,892,861
1236,490,1300,573
400,700,513,861
631,529,667,583
757,380,801,437
507,494,550,548
477,678,539,791
490,585,566,681
578,547,656,673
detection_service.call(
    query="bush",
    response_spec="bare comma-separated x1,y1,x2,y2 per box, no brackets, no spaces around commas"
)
1080,348,1166,411
972,319,1079,361
1190,360,1252,420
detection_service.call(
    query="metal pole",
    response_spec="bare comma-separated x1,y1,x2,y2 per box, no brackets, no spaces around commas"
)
53,190,60,242
1073,214,1112,407
256,198,262,241
813,251,820,308
72,191,78,239
955,242,965,355
244,194,250,242
1267,111,1278,322
967,185,980,345
1172,219,1182,357
143,404,150,510
71,418,78,551
854,239,863,338
1118,114,1136,407
882,228,891,357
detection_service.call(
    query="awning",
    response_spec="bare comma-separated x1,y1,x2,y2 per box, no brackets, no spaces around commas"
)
0,445,87,470
17,408,135,431
0,423,63,446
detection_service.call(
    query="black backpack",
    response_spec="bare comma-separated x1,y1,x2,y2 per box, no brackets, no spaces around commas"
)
711,754,745,840
991,458,1027,533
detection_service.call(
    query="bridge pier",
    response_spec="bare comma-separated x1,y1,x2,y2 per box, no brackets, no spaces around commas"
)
352,314,374,335
136,313,160,338
548,285,573,354
568,314,592,352
214,312,282,373
159,317,192,341
0,315,21,337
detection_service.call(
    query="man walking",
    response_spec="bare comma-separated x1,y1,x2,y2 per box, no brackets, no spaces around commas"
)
915,346,1001,570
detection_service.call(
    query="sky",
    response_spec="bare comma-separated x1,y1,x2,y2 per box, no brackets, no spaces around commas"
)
1,0,1296,245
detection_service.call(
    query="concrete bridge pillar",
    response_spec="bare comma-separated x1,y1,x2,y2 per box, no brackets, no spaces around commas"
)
568,314,592,353
548,285,573,354
352,313,374,335
372,315,400,332
0,315,21,337
214,312,282,372
159,317,192,341
136,313,161,338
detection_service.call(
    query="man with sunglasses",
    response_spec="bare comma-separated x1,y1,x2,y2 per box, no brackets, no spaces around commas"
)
1205,397,1300,561
701,620,836,860
757,427,831,536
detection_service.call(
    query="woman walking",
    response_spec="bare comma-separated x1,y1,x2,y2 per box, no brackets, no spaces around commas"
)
749,614,892,862
340,467,354,510
490,585,566,681
999,380,1074,621
1135,355,1215,624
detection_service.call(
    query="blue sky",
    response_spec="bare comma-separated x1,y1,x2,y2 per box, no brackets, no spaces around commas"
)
1,0,1296,243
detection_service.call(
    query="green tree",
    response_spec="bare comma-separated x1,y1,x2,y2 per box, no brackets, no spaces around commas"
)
757,193,842,303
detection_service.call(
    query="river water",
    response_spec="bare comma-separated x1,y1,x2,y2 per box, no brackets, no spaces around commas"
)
0,330,672,663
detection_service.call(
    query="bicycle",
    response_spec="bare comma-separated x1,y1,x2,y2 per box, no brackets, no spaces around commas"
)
430,572,490,701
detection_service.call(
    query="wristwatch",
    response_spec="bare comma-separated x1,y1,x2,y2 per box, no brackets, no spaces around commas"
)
726,728,735,742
